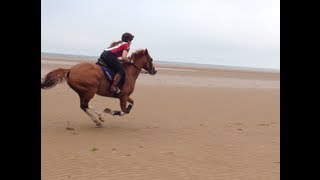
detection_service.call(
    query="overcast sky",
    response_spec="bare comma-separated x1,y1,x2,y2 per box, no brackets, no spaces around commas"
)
41,0,280,69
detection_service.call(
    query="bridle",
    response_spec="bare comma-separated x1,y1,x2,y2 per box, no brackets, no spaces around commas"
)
129,54,155,75
145,55,156,74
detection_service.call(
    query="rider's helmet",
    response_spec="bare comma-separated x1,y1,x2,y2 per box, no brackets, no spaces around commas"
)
121,32,134,42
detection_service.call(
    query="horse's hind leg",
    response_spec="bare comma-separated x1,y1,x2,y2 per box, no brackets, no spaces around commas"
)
86,109,103,127
89,105,104,122
79,92,103,127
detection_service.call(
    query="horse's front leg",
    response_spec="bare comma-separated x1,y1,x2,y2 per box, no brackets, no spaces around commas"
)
115,96,130,115
104,96,133,116
126,97,134,112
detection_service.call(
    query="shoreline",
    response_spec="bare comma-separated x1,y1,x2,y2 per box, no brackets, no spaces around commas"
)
41,56,280,74
41,58,279,89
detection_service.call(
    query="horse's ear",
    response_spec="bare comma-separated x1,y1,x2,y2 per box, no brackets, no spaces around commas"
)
145,49,148,54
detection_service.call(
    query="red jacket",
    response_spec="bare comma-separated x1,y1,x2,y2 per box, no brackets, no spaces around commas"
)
105,42,130,58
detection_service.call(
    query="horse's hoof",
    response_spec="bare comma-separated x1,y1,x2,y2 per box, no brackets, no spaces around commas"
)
104,108,111,113
113,111,125,116
99,117,105,122
127,104,133,111
95,123,103,128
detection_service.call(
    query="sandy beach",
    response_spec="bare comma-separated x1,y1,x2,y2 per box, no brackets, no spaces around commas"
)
41,57,280,180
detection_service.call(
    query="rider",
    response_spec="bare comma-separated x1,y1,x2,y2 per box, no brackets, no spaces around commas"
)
98,32,134,94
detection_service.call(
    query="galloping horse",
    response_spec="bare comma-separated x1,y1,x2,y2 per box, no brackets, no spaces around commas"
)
41,49,157,127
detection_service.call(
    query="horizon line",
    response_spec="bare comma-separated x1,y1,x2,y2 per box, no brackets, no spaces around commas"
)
41,51,280,72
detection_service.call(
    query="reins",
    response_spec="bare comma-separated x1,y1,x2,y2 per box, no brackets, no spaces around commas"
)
131,62,140,71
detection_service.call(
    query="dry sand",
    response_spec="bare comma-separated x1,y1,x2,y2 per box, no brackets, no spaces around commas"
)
41,58,280,180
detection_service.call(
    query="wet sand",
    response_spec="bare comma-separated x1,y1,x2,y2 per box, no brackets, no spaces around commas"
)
41,58,280,180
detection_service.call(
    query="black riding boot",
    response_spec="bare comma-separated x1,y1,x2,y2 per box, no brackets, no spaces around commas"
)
110,73,122,94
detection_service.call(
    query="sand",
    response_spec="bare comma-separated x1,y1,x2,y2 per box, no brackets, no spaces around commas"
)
41,58,280,180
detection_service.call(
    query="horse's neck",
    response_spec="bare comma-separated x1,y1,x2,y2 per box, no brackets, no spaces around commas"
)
124,64,141,81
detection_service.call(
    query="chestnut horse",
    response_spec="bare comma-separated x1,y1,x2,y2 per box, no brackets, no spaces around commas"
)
41,49,157,127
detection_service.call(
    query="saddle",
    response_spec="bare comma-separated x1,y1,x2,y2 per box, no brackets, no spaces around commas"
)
96,59,115,81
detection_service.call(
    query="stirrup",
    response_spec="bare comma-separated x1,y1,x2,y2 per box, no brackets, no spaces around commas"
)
110,86,121,94
115,87,121,94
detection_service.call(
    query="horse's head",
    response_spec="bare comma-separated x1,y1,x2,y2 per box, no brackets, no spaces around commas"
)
143,49,157,75
131,49,157,75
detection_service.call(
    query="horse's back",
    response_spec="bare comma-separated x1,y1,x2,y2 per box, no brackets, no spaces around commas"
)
70,62,100,72
68,62,104,91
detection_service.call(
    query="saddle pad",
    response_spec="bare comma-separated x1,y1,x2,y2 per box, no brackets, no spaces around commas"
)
96,62,115,81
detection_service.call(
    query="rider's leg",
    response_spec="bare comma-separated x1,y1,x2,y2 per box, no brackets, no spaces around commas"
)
110,67,125,94
110,73,121,93
99,51,125,94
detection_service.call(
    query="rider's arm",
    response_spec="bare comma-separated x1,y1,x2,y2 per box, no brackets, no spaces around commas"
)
122,50,133,64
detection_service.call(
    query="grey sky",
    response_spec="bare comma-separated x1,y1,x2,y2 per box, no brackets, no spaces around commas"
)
41,0,280,69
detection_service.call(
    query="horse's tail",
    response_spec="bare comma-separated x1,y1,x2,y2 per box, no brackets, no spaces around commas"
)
41,68,70,89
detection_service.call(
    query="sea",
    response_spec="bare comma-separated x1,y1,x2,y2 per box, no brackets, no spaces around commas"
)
41,52,280,74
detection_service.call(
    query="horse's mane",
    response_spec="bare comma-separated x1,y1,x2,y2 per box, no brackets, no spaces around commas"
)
119,49,145,66
131,49,145,59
